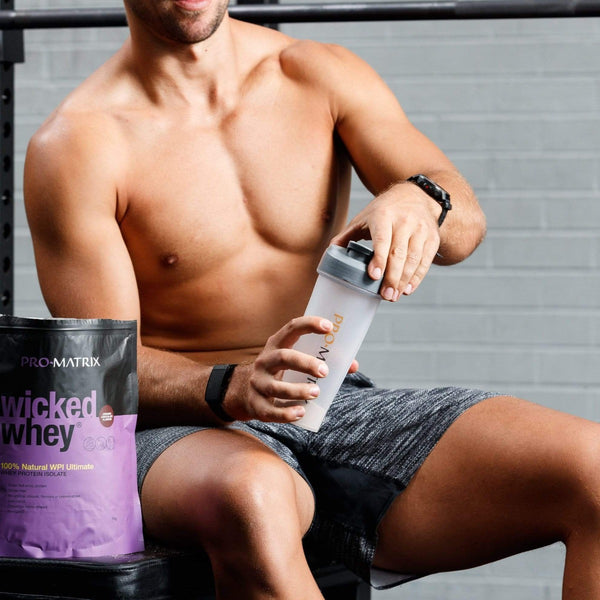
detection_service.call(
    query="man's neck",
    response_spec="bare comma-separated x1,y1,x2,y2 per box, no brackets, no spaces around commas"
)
124,13,241,116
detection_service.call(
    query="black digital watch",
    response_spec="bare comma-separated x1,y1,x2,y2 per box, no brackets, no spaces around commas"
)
407,174,452,227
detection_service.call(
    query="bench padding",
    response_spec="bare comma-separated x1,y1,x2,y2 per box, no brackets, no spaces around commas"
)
0,544,371,599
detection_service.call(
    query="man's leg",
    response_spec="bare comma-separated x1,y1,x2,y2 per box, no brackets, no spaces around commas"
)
140,428,322,600
373,395,600,599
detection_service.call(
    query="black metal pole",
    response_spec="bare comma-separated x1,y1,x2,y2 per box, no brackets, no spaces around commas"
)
0,0,599,28
237,0,280,30
0,18,23,314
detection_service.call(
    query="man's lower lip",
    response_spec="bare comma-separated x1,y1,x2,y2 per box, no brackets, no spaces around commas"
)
174,0,210,10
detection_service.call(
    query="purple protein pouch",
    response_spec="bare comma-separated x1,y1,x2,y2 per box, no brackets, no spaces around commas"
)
0,316,144,558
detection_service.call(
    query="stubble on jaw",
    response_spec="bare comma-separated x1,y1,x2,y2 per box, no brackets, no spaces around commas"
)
124,0,229,45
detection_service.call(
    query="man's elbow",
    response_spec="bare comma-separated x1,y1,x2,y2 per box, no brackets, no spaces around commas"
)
437,208,487,266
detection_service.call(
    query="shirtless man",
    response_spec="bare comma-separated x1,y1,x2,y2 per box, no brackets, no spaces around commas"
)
23,1,600,598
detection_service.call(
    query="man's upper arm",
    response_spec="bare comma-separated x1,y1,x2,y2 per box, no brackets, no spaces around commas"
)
291,42,486,262
311,43,457,194
23,114,140,322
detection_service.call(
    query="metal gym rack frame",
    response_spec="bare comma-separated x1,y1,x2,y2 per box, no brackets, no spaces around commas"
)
1,0,600,315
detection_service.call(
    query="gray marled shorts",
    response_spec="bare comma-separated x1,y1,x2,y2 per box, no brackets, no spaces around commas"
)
135,373,496,588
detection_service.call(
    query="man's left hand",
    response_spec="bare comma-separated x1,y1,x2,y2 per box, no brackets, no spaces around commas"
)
331,182,442,302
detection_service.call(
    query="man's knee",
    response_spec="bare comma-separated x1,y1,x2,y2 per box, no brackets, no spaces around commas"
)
193,449,306,546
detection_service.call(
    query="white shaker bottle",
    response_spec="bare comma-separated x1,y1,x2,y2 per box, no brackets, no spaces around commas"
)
284,241,382,432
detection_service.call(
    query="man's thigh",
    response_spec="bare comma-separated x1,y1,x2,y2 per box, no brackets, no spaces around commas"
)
140,427,315,545
373,395,600,574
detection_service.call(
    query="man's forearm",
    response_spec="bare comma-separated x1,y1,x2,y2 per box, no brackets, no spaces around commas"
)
136,345,233,428
135,316,333,428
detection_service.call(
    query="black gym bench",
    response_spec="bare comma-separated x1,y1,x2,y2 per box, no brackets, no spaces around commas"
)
0,542,371,599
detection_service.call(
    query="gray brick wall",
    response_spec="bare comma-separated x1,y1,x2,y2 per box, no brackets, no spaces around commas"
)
11,2,600,598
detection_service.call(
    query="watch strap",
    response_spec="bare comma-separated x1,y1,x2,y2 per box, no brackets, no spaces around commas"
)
205,364,237,422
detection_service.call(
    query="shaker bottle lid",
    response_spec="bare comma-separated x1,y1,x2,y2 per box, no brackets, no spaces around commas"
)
318,241,383,294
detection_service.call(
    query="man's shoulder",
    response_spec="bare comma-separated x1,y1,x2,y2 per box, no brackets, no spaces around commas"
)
25,84,127,215
29,46,129,161
28,84,125,175
233,20,357,88
34,104,115,148
278,37,357,85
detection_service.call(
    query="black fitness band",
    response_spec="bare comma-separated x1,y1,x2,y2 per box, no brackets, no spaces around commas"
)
205,364,237,422
407,174,452,227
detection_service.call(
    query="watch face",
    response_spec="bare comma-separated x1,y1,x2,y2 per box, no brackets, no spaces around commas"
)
422,180,438,198
408,175,452,223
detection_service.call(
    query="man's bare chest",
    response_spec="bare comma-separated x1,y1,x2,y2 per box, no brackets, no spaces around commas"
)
118,111,351,280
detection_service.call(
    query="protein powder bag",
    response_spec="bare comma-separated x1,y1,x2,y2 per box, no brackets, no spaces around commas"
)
0,316,144,558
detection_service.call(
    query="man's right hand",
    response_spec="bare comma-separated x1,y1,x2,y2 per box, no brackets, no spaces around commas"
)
223,316,336,423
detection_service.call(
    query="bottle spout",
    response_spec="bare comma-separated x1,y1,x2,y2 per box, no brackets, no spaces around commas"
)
346,241,373,263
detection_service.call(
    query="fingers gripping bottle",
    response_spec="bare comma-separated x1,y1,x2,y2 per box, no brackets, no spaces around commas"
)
285,241,383,432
